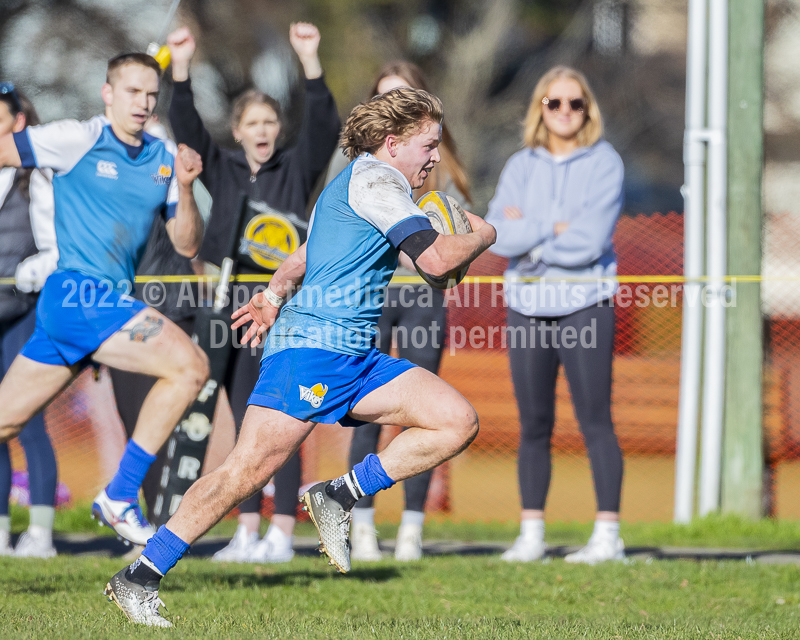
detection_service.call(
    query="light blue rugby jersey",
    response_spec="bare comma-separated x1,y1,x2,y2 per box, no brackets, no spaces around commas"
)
264,154,434,357
14,115,179,293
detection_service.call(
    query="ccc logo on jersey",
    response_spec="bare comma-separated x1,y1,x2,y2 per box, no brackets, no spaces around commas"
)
151,164,172,186
240,213,300,270
96,160,118,179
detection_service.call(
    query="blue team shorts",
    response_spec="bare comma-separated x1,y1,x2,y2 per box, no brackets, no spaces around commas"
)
247,347,416,427
20,270,147,367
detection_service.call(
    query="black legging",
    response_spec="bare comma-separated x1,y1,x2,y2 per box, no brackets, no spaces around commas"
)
348,285,446,512
507,301,623,513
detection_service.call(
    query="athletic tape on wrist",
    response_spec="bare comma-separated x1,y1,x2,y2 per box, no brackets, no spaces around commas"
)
264,287,286,309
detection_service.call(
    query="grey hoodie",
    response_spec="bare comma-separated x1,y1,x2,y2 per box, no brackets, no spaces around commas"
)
486,140,624,317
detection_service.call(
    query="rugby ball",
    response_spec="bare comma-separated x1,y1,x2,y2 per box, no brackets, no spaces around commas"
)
414,191,473,290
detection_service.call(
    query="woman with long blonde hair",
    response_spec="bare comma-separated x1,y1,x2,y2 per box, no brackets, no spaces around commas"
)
488,66,625,564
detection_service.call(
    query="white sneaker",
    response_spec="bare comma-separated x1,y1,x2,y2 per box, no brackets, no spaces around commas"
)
394,523,423,561
250,524,294,563
0,529,13,556
212,524,259,562
350,521,382,561
91,490,155,546
565,536,625,565
13,526,57,558
501,535,547,562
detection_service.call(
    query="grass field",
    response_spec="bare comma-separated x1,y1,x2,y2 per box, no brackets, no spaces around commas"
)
4,508,800,637
3,554,800,639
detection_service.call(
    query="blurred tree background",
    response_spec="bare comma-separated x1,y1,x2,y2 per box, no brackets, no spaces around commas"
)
4,0,786,217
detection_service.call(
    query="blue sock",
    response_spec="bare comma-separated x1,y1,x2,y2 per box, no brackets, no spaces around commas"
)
353,453,396,496
142,525,190,576
105,440,156,502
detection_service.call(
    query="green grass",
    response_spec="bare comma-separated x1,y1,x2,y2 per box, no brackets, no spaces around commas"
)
2,554,800,639
6,505,800,637
19,501,800,550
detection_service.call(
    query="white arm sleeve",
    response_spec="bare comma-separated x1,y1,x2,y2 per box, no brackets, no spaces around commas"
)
22,116,105,173
15,168,58,292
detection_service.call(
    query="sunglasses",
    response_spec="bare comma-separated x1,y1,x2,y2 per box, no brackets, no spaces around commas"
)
542,97,586,113
0,82,21,114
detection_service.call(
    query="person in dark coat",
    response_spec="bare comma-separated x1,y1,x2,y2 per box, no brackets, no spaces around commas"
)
166,22,340,563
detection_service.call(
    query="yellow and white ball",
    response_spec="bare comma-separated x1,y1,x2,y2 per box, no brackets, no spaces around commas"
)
414,191,473,290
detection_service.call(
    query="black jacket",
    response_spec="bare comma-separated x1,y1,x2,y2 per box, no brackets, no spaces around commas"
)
169,77,341,271
0,172,37,322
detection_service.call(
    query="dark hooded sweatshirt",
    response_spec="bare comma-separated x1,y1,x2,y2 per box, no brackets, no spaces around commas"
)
169,76,341,272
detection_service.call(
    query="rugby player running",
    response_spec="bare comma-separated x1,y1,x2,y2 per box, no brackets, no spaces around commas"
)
104,87,495,627
0,54,209,547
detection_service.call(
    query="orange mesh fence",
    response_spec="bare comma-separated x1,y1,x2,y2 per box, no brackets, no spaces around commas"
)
10,211,795,524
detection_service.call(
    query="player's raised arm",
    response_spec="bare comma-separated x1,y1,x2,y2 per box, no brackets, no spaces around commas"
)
232,243,307,347
165,144,204,257
0,132,22,168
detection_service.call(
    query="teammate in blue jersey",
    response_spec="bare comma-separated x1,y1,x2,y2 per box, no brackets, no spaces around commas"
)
0,53,209,547
105,87,496,627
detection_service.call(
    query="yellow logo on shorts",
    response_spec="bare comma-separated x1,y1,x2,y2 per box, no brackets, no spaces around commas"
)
299,383,328,409
241,213,300,270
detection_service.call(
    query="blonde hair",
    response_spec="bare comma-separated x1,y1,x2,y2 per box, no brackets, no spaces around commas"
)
522,66,603,149
340,87,443,161
371,61,472,203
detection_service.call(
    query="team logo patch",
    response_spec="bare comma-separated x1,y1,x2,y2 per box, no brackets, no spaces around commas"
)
151,164,172,185
240,212,300,270
299,383,328,408
96,160,118,179
180,412,212,442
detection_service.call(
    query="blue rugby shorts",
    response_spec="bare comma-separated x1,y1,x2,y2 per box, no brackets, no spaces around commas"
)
20,270,146,367
247,346,416,427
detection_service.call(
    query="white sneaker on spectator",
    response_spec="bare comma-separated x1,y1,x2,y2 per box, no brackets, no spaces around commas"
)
501,536,546,562
14,526,57,558
350,521,382,561
394,523,423,562
565,536,625,565
250,524,294,563
212,524,259,562
0,529,13,556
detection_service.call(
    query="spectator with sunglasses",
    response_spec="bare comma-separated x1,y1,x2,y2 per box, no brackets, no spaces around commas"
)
0,83,59,557
487,66,625,565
